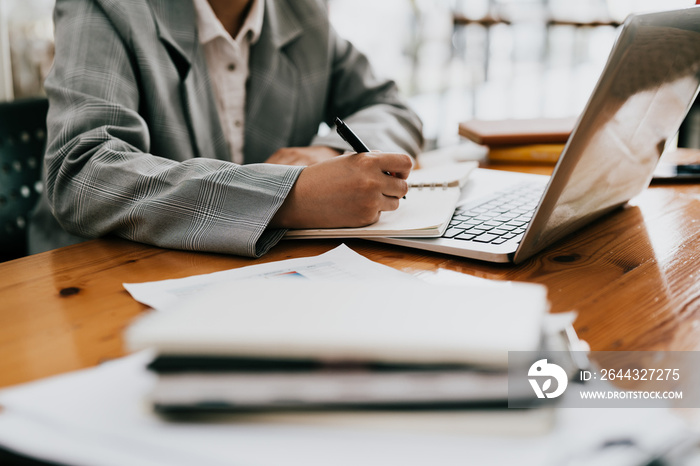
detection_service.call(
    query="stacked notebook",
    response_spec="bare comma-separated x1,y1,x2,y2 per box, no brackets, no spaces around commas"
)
459,118,576,164
125,279,569,413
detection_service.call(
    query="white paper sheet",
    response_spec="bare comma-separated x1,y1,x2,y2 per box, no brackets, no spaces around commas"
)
124,244,410,310
0,352,691,466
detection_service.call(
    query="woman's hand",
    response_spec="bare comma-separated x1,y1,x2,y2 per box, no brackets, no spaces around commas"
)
270,151,413,228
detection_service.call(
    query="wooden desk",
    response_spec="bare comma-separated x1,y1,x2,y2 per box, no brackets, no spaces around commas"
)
2,165,700,389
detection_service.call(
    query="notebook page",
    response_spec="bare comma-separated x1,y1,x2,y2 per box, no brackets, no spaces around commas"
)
285,187,460,238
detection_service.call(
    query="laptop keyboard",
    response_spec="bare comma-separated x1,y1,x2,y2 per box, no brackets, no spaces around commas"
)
442,183,545,245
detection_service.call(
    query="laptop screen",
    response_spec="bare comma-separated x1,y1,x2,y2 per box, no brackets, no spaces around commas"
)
516,7,700,263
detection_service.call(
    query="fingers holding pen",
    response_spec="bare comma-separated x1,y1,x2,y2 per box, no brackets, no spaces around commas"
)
356,150,412,178
362,151,412,199
346,152,411,221
375,150,414,180
270,151,414,229
381,168,410,199
335,116,413,180
272,112,413,229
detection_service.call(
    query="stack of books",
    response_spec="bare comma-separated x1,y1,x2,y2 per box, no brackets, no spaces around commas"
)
125,279,574,414
459,117,577,164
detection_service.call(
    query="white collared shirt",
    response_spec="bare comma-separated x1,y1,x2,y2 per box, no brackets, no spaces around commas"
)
193,0,264,164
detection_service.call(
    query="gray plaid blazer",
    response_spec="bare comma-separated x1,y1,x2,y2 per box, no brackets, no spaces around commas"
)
29,0,423,257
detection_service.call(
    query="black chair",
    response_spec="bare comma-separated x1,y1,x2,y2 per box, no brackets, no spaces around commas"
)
0,97,48,262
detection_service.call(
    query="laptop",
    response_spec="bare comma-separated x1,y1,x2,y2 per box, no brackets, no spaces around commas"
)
376,6,700,264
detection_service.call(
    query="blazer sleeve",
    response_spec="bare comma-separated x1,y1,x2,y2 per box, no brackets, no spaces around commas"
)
310,24,424,157
44,0,303,257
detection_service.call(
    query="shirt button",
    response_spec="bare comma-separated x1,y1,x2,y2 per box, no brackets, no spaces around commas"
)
234,120,242,127
227,63,236,71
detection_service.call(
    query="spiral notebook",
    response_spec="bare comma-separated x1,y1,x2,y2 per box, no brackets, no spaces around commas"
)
284,162,476,239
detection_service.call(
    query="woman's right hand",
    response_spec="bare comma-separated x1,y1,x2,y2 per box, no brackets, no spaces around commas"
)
270,151,413,229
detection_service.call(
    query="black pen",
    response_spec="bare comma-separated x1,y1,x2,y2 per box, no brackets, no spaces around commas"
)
335,117,370,153
334,117,405,199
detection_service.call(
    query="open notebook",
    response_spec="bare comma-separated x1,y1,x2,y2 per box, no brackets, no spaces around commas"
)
285,162,476,239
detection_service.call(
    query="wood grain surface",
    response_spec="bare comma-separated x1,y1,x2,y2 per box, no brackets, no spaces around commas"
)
2,157,699,388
